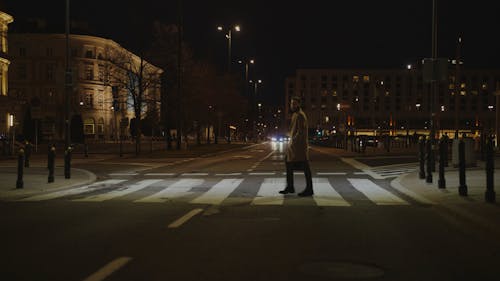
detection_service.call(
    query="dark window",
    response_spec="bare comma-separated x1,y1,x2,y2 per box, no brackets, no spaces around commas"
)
85,49,94,59
19,47,26,57
85,64,94,80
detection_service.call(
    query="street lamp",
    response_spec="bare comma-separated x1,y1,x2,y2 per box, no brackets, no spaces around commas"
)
238,59,254,92
217,24,241,72
249,79,262,141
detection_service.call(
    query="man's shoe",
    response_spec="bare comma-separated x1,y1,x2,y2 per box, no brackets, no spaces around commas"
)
279,188,295,194
298,190,314,197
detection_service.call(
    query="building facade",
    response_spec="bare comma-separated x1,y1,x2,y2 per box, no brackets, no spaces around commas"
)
0,10,13,137
285,65,500,137
8,33,162,143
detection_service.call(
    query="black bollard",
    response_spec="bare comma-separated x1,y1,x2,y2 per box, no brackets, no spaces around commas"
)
64,146,72,179
438,137,446,189
48,145,55,183
84,143,89,157
485,137,495,203
458,138,467,196
426,137,433,183
16,148,24,189
419,136,425,179
24,141,32,168
443,133,449,167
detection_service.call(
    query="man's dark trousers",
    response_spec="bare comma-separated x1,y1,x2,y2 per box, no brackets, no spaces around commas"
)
286,161,313,191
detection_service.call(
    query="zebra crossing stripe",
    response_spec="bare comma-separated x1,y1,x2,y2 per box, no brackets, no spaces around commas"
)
249,172,276,176
73,179,163,202
312,178,350,206
190,178,243,205
135,179,204,203
145,173,176,176
251,178,286,205
347,178,409,205
19,179,127,201
182,173,209,176
316,172,347,176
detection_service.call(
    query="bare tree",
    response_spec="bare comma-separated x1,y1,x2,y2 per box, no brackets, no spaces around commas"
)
108,49,163,155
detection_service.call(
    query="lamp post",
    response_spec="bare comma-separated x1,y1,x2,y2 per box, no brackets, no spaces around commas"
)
249,79,262,141
217,25,240,72
238,59,254,95
64,0,71,150
406,64,412,147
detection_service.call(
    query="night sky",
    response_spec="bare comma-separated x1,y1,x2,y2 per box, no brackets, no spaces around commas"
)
4,1,500,106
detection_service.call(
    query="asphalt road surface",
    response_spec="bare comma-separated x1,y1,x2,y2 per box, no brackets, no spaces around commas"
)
1,142,499,280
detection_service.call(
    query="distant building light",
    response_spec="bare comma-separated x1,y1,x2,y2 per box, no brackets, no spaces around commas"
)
9,114,14,127
441,105,445,112
488,105,494,110
325,116,329,123
407,64,412,70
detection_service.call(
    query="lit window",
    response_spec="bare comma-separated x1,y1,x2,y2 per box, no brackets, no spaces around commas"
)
460,83,466,89
84,118,95,134
363,75,370,82
482,84,488,90
352,76,359,83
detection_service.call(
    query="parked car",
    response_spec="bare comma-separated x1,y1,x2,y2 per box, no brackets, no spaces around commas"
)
364,136,379,147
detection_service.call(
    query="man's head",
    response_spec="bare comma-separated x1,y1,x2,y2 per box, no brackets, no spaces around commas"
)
290,96,301,113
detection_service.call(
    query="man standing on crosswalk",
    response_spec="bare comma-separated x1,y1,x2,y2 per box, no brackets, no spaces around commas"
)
279,96,314,196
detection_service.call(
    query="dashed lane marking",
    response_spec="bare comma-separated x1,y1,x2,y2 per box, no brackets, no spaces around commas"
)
168,208,204,228
82,257,132,281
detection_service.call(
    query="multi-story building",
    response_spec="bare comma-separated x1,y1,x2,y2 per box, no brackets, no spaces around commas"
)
285,65,500,137
0,10,13,137
8,33,162,142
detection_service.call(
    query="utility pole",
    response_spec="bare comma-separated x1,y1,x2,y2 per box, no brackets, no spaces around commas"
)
176,0,183,150
454,36,462,136
64,0,71,149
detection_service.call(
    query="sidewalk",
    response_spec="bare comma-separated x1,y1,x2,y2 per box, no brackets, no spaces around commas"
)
0,166,96,200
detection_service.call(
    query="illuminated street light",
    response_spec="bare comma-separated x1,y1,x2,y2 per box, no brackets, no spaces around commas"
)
217,24,241,72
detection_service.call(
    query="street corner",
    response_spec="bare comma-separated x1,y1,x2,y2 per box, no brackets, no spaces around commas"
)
0,167,96,200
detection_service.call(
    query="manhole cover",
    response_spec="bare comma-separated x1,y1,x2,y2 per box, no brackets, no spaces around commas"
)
299,261,385,279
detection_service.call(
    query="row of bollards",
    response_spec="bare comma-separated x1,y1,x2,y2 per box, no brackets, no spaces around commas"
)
16,142,73,189
418,134,495,203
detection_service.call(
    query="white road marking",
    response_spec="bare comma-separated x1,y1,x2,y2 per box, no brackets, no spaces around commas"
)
109,173,138,176
190,178,243,205
312,178,351,206
73,179,162,202
341,158,383,179
316,172,347,176
168,208,204,228
181,173,209,176
252,178,286,205
135,179,203,203
347,178,409,205
19,180,126,201
249,172,276,176
353,172,367,175
214,173,243,176
82,256,132,281
145,173,176,176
